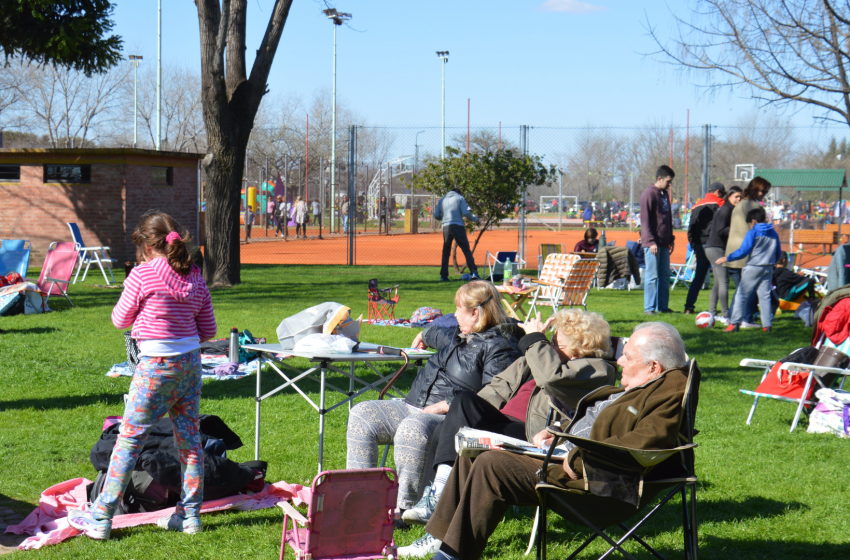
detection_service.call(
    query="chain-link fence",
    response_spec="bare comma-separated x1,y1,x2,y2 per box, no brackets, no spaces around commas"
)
228,123,849,270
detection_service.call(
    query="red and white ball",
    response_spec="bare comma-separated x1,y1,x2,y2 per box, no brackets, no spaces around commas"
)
695,312,715,329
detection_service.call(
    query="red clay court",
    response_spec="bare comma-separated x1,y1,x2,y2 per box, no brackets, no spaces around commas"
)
238,226,833,270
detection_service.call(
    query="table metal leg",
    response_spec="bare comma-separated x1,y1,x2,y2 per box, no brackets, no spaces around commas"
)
318,363,327,473
349,361,355,411
254,355,262,460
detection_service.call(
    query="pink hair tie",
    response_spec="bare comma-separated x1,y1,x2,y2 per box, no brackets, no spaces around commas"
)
165,232,181,245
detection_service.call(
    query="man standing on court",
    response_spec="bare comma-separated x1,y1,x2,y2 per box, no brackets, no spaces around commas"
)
434,188,479,282
640,165,675,315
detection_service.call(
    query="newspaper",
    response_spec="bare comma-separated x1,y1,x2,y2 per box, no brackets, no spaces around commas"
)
454,427,568,461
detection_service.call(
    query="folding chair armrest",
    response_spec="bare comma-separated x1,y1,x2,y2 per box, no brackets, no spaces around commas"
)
43,276,66,285
780,362,849,376
78,245,108,252
532,278,566,288
739,359,777,368
277,501,309,526
549,432,697,469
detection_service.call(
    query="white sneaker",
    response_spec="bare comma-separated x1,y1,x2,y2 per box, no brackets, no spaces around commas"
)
398,533,442,558
741,322,760,329
716,316,729,326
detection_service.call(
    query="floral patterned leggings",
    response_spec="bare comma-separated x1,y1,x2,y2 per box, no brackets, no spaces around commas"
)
92,350,204,520
346,399,444,509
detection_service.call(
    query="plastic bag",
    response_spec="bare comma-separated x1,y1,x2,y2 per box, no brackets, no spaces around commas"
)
808,388,850,438
276,302,361,350
293,333,358,354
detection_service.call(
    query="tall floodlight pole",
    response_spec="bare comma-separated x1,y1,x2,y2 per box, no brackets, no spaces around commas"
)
437,52,449,159
324,8,352,233
415,130,425,174
156,0,162,150
129,56,143,148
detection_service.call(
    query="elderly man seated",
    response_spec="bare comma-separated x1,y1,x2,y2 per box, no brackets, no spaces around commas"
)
399,308,615,544
410,322,690,560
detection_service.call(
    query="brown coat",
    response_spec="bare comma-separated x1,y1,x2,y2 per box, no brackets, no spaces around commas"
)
725,198,761,268
562,365,689,478
477,333,615,441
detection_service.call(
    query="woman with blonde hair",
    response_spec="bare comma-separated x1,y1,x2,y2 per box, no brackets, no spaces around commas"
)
399,308,614,553
347,281,522,514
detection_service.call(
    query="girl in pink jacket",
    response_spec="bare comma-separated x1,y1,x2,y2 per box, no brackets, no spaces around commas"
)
70,211,216,540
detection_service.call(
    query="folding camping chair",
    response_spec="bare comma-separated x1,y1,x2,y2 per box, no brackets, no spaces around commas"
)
485,251,525,282
739,342,850,432
37,242,79,307
532,360,701,560
0,240,31,277
524,253,580,315
530,258,600,313
528,255,594,315
537,243,566,276
67,222,116,284
670,244,696,290
367,279,400,324
278,468,398,560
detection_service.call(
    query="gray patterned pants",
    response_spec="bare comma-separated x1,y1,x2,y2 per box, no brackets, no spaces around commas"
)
347,399,444,509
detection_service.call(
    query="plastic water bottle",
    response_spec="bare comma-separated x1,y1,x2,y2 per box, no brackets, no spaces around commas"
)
229,327,240,363
504,257,513,284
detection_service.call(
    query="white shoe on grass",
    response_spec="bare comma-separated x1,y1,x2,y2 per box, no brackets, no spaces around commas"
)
156,513,202,534
398,533,442,558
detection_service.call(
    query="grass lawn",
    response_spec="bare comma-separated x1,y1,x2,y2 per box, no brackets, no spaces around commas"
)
0,264,847,559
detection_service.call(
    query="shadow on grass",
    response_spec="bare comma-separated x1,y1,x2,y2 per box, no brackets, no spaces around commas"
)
0,392,123,412
0,326,59,335
201,363,419,402
534,496,808,550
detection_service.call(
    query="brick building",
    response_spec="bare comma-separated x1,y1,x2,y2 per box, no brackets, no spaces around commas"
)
0,148,203,267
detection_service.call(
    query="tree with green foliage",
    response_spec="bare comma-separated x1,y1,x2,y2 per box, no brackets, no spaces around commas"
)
406,146,555,273
0,0,123,76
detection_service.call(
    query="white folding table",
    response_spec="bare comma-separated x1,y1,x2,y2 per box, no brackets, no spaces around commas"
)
241,342,432,473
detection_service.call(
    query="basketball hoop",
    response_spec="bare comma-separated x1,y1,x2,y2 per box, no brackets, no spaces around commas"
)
735,164,755,182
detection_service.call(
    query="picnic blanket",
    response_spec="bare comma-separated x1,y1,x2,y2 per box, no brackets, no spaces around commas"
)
106,355,269,380
6,477,310,550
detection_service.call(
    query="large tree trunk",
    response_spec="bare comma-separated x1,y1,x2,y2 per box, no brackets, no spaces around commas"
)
196,0,293,287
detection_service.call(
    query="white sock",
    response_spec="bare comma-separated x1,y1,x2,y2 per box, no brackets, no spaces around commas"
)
432,463,452,499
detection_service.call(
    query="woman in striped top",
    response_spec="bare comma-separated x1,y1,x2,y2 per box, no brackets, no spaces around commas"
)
69,211,216,540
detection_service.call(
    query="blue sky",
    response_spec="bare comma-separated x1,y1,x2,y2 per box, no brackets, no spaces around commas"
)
112,0,821,128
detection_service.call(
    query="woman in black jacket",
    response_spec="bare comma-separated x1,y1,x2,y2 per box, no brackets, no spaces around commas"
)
346,281,521,512
704,186,742,323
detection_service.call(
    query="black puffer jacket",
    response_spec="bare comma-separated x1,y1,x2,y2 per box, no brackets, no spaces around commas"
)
405,322,522,407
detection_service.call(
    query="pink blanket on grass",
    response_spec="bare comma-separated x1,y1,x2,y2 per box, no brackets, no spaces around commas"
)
6,477,311,550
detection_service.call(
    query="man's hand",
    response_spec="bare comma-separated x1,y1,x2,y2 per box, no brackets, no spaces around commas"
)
532,428,555,449
411,332,428,350
715,256,728,265
649,245,658,255
422,400,449,415
519,312,554,335
562,461,580,480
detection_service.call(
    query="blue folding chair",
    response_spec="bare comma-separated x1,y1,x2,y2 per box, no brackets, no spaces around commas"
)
0,240,31,277
67,222,116,284
671,244,696,289
486,251,525,282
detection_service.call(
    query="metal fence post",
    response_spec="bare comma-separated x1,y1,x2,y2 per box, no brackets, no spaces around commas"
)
348,125,357,265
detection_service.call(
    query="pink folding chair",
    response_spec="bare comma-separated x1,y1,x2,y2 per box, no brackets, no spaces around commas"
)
278,468,399,560
37,242,79,307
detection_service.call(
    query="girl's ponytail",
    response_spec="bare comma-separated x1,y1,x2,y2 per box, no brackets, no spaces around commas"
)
132,210,195,276
165,230,193,276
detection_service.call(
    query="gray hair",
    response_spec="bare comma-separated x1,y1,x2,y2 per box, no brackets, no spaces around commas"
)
632,322,688,371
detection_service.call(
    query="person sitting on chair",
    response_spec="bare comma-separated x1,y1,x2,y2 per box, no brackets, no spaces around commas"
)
773,252,817,302
573,228,599,253
405,322,690,560
346,281,522,515
399,309,614,538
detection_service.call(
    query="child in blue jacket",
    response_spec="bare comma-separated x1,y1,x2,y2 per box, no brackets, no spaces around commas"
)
715,206,781,332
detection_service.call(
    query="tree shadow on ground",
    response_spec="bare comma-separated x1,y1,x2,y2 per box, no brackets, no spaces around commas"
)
0,493,36,552
0,326,58,335
0,392,123,412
